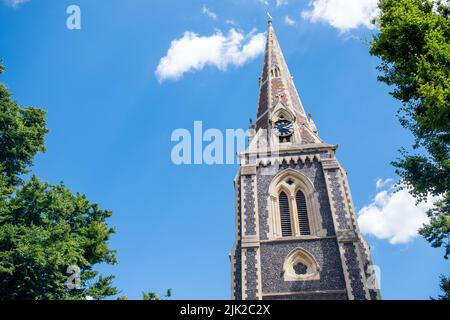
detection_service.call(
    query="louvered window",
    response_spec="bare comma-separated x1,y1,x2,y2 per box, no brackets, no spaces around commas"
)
279,191,292,237
296,191,311,235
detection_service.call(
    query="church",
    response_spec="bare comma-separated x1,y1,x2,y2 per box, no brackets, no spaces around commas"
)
230,20,381,300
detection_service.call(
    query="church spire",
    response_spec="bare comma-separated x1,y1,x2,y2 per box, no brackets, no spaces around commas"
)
255,20,319,144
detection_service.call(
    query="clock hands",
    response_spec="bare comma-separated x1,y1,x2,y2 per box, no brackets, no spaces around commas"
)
274,120,294,137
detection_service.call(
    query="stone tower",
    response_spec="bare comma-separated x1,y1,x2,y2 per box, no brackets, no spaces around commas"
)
230,20,380,300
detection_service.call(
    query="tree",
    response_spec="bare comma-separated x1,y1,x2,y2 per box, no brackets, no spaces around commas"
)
370,0,449,299
0,65,47,187
435,276,450,300
142,289,172,301
117,289,172,300
0,62,118,300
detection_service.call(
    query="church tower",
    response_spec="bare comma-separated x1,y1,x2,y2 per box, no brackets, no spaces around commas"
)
230,20,380,300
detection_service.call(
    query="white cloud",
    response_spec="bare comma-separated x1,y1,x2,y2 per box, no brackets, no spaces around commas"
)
155,29,266,82
358,181,438,245
3,0,29,7
375,178,394,190
277,0,288,7
201,4,217,20
258,0,269,6
302,0,379,32
284,15,296,26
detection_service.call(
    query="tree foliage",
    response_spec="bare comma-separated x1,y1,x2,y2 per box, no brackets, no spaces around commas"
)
0,65,47,186
0,62,117,300
370,0,450,257
117,289,172,301
436,275,450,300
370,0,449,298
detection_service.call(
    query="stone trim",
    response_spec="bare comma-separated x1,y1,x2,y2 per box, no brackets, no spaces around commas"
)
353,242,371,300
243,176,257,236
253,174,260,241
240,176,247,239
243,142,337,157
321,159,340,170
327,170,350,230
240,174,248,300
230,249,236,300
342,243,369,300
241,248,247,300
337,243,354,300
336,230,358,243
260,235,337,244
234,173,241,240
241,165,257,176
243,248,259,300
253,175,263,300
336,170,355,231
230,173,241,300
258,154,320,166
323,167,354,300
255,247,263,300
242,236,260,248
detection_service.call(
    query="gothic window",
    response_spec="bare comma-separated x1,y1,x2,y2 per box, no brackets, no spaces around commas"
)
296,191,311,235
270,66,280,78
283,248,320,281
267,169,326,239
278,191,292,237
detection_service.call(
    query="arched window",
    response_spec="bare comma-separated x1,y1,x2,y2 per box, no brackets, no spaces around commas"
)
296,191,311,235
267,169,327,239
278,191,292,237
270,66,280,78
283,248,320,281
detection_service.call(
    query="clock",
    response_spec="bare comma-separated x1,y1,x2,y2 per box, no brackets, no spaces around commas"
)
274,120,294,137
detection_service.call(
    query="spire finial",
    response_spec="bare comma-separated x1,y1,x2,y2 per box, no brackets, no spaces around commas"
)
267,12,273,23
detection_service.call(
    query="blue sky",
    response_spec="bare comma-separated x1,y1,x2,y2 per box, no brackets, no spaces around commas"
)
0,0,447,299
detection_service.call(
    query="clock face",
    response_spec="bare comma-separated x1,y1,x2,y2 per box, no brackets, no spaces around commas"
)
274,120,294,137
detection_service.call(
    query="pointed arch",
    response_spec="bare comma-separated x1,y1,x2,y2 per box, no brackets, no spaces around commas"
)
271,101,295,123
283,248,320,281
270,66,281,78
267,169,326,239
